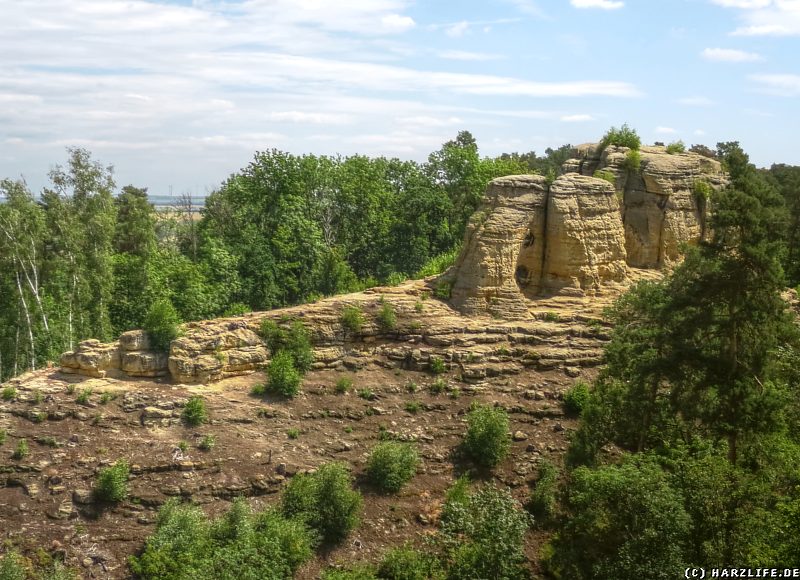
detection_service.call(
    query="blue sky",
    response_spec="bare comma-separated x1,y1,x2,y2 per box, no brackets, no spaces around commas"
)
1,0,799,196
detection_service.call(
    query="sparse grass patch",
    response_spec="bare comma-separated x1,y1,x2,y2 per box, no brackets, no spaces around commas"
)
358,388,375,401
66,384,76,395
593,169,616,187
367,442,419,494
13,438,29,459
2,386,17,401
415,246,460,278
32,390,43,404
434,280,452,300
404,401,422,414
414,301,424,313
94,460,129,502
405,380,418,393
377,299,397,332
429,356,446,375
178,440,189,453
182,396,208,426
335,376,353,394
287,428,300,439
99,391,115,405
76,388,92,405
198,435,216,451
250,383,266,396
0,429,6,445
430,377,447,395
543,312,560,322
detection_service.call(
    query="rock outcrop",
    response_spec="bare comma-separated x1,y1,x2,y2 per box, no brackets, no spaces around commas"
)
447,143,726,318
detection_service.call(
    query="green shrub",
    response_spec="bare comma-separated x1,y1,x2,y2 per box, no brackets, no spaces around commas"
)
76,388,92,405
99,391,114,405
563,381,591,416
144,299,182,352
266,351,301,398
0,429,6,445
430,377,447,394
287,428,300,440
335,376,353,394
95,459,130,502
429,356,446,375
463,404,511,468
367,442,419,493
599,123,641,151
377,300,397,332
357,388,374,400
378,546,443,580
623,149,642,173
666,140,686,154
222,302,251,317
593,169,616,186
178,440,189,453
259,319,313,373
250,383,266,396
404,401,421,414
0,551,27,580
281,462,362,543
130,498,313,579
414,301,424,313
340,305,365,336
182,396,208,426
198,435,216,451
694,180,713,206
434,280,452,300
415,246,461,279
439,483,531,580
12,439,29,460
1,386,17,401
528,460,559,523
321,566,377,580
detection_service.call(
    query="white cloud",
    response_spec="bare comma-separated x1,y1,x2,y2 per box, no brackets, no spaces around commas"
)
571,0,624,8
437,50,503,61
711,0,800,36
267,111,352,125
702,47,762,61
656,126,678,134
560,114,594,122
711,0,771,8
678,96,715,106
749,73,800,95
445,21,470,37
506,0,547,17
380,14,415,32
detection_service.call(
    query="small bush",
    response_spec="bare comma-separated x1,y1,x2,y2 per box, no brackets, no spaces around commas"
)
623,149,641,173
250,383,266,396
0,551,27,580
367,442,419,493
266,350,301,398
415,246,461,279
593,169,616,186
377,301,397,332
99,392,114,405
321,566,378,580
32,389,43,404
178,440,189,453
378,546,442,580
281,462,362,543
666,140,686,154
543,312,560,322
404,401,421,414
287,428,300,440
528,460,559,523
429,356,446,375
13,439,29,460
2,386,17,401
198,435,216,451
76,388,92,405
340,305,365,336
182,396,208,426
430,378,447,395
95,459,130,502
694,179,713,206
144,299,181,352
259,319,313,373
335,376,353,394
0,429,6,445
563,381,591,416
434,280,452,300
414,301,424,313
463,404,511,468
599,123,641,151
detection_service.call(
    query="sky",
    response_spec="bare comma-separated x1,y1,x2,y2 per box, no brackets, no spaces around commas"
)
1,0,800,197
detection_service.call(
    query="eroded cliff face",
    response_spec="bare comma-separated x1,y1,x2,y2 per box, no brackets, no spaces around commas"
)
448,143,726,318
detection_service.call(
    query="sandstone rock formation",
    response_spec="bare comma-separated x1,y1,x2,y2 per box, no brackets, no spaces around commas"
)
447,143,726,318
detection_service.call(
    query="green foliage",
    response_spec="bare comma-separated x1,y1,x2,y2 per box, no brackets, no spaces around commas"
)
528,460,559,523
12,439,28,460
377,546,443,580
286,428,300,439
549,456,691,580
429,356,446,375
99,391,114,404
266,351,302,398
599,123,641,151
623,149,641,173
404,401,421,414
95,460,130,502
340,305,365,336
693,179,713,207
430,377,447,394
366,442,419,493
198,435,216,451
593,169,616,186
281,462,362,544
321,566,377,580
181,396,208,427
130,498,313,580
666,140,686,154
439,483,531,580
463,404,511,468
1,386,16,401
0,551,27,580
335,376,353,394
75,388,92,405
376,300,397,332
144,299,181,352
433,280,452,300
0,429,5,445
249,383,266,396
563,381,591,416
415,246,460,279
259,319,313,373
357,388,374,400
